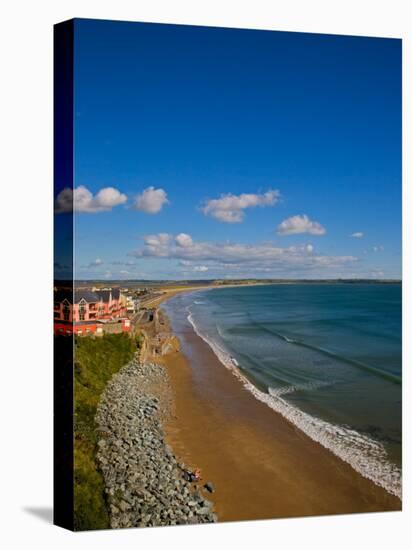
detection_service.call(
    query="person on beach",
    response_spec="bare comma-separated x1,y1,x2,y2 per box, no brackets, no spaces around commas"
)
183,467,202,482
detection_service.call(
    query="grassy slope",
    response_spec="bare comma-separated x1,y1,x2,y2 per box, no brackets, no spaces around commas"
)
74,333,137,531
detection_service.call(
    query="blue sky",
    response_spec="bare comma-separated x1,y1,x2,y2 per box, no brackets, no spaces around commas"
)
57,18,401,280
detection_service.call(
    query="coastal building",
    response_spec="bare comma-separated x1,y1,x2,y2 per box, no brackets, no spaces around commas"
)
54,288,131,336
125,295,140,314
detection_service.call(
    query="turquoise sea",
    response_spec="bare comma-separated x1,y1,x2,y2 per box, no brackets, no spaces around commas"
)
164,283,402,498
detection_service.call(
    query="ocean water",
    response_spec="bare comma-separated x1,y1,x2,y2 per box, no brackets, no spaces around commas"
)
164,283,402,498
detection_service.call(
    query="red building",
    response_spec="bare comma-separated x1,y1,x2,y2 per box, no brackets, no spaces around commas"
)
54,288,131,336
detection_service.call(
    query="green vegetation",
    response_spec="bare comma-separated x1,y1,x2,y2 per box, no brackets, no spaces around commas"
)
74,333,136,531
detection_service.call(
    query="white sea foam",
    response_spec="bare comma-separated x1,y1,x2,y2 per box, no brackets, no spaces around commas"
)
269,380,333,396
187,311,402,500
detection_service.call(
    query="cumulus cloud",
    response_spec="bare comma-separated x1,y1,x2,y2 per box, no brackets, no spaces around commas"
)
202,190,280,223
277,214,326,236
372,245,384,252
133,186,169,214
351,232,364,238
175,233,193,247
129,233,356,274
193,265,209,272
139,233,172,259
55,185,127,213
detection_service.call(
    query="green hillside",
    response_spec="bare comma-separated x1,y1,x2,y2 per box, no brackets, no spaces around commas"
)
74,333,136,530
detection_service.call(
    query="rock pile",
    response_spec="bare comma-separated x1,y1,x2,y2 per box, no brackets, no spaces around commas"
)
95,357,217,528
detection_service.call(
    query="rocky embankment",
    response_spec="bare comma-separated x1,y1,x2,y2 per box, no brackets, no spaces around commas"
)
95,356,217,528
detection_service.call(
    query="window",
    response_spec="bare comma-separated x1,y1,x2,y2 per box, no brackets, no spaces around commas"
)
63,304,70,321
79,300,86,321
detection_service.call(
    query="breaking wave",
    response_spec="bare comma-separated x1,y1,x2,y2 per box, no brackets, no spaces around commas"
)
268,380,333,396
187,311,402,499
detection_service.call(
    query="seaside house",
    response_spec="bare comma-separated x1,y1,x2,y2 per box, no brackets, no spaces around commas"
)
54,288,130,336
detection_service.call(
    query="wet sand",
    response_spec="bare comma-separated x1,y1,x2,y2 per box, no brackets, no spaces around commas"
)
159,301,401,522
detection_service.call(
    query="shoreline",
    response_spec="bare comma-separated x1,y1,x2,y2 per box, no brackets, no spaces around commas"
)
186,308,402,499
154,288,401,521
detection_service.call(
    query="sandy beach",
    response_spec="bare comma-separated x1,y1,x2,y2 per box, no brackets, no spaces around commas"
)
145,289,402,522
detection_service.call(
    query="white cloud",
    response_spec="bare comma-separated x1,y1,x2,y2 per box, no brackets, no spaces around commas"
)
130,233,356,274
202,190,280,223
144,233,171,247
133,186,169,214
54,188,74,213
87,258,103,268
193,265,209,272
175,233,193,248
141,233,172,258
373,245,384,252
55,185,127,213
351,232,364,238
277,214,326,236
